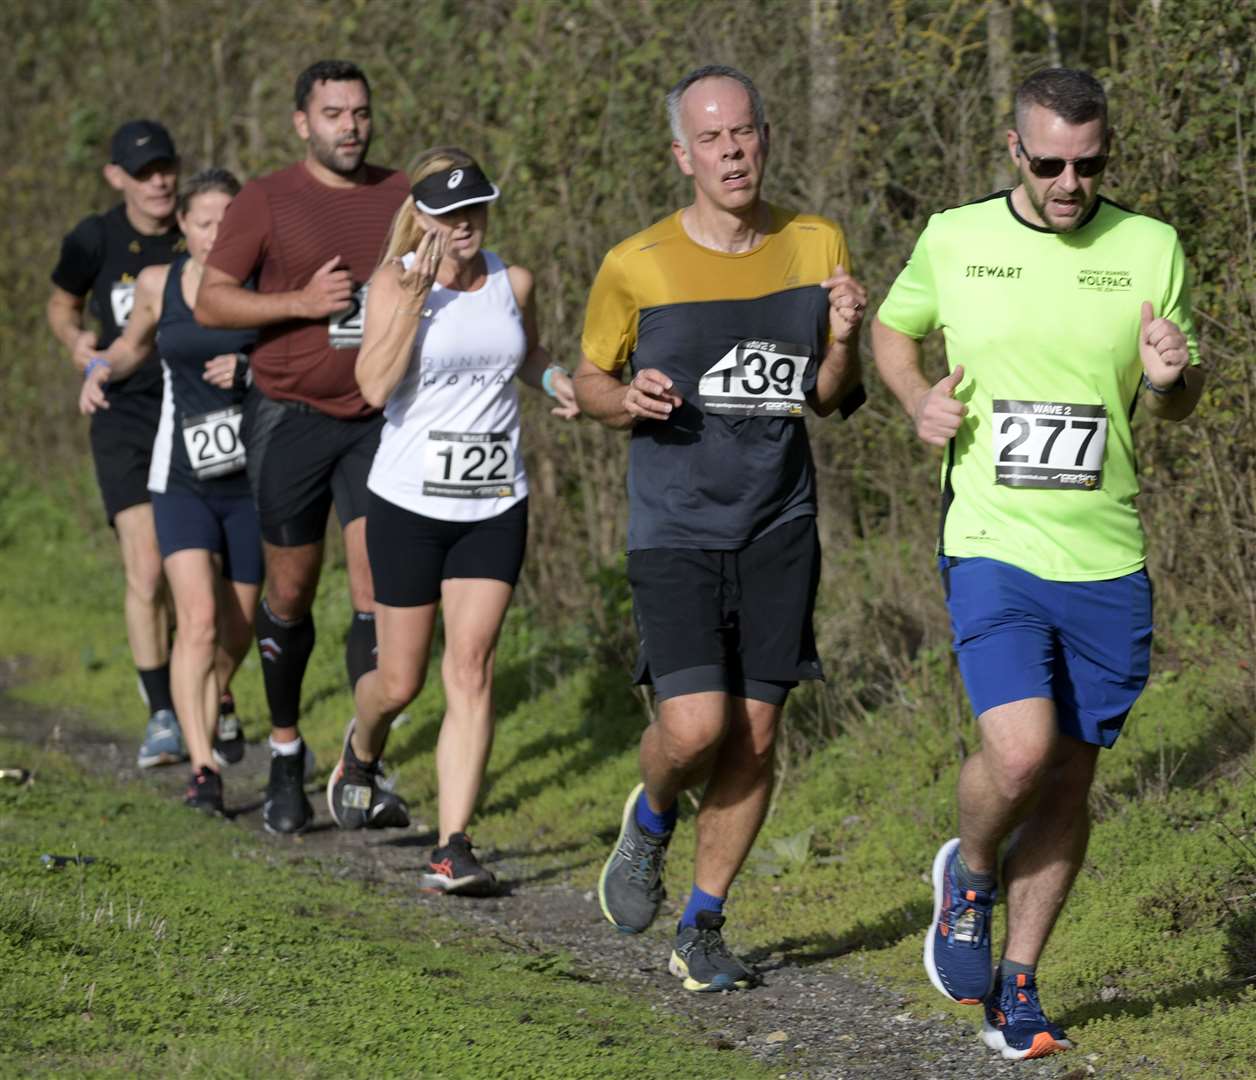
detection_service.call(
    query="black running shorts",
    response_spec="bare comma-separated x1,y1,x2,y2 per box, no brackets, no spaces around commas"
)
243,390,383,547
626,514,824,705
89,389,161,525
366,491,529,608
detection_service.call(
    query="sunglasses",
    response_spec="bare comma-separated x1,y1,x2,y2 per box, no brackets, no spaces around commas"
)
1015,138,1109,178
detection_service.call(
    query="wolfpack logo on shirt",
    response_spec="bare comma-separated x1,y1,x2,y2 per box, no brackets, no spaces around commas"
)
1076,268,1132,292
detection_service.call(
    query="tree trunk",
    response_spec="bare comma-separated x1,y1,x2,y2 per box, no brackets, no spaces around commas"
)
987,0,1015,191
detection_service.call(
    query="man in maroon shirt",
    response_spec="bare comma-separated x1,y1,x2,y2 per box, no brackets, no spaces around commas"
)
196,59,409,834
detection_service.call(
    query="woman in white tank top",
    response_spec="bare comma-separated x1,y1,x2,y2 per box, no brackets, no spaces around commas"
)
326,147,577,894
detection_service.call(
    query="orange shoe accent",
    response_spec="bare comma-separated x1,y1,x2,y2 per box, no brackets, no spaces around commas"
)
1016,973,1028,988
1023,1031,1067,1059
956,997,982,1005
965,889,976,901
940,923,950,937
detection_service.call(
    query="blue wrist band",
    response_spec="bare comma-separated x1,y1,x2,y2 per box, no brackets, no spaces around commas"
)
83,357,112,381
541,365,566,399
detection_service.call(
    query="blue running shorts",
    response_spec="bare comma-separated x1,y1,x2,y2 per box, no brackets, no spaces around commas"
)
152,490,264,585
940,556,1152,748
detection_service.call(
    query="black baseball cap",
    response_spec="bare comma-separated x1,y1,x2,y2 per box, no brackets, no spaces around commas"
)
110,120,177,176
411,164,499,215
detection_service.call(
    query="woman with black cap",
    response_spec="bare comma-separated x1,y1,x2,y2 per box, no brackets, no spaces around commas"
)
326,146,577,894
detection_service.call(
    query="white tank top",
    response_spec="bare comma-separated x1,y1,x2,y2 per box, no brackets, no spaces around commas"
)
367,251,529,521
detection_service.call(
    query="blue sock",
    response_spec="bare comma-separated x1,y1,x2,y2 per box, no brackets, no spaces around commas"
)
634,789,677,836
679,885,725,929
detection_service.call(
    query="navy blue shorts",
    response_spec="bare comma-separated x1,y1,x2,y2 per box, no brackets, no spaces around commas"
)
940,556,1152,748
151,490,264,585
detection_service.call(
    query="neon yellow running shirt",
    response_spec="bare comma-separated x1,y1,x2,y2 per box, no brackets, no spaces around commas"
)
878,192,1200,581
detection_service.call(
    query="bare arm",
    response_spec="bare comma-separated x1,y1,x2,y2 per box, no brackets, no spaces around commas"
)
871,315,966,445
354,231,444,409
810,267,868,417
46,286,99,372
1140,366,1204,421
572,356,682,431
194,257,353,330
508,265,578,419
98,264,167,379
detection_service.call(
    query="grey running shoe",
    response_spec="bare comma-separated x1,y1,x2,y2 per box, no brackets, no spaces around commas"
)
137,709,186,768
668,911,757,992
418,832,497,896
598,782,670,932
212,695,246,767
325,719,410,830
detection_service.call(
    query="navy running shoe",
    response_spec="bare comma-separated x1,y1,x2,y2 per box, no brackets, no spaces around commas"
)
924,837,995,1004
982,971,1073,1059
669,911,756,992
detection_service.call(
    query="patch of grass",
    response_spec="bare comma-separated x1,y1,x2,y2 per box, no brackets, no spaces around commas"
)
0,737,767,1079
4,473,1256,1077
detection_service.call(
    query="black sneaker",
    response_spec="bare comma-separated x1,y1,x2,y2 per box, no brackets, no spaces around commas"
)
669,911,757,992
417,832,497,896
212,694,246,767
598,782,670,932
326,719,410,830
184,765,224,815
263,747,312,835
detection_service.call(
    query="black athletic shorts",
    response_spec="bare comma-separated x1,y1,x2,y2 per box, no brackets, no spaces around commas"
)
242,389,384,547
626,514,824,706
366,491,529,608
89,389,161,525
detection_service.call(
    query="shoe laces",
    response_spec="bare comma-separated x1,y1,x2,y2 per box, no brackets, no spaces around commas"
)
1000,974,1049,1026
626,834,666,887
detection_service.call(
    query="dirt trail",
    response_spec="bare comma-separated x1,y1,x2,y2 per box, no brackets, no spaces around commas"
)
2,672,1081,1079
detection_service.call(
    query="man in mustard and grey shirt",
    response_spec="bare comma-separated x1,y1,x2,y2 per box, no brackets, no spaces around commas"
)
873,67,1203,1060
574,64,865,992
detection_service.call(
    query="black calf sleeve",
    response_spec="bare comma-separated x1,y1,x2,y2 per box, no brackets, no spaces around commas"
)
255,598,315,729
345,610,378,690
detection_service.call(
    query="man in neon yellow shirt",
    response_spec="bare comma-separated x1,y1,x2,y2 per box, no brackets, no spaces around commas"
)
874,67,1203,1061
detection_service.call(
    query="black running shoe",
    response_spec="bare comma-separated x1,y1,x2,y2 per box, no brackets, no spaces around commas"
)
669,911,757,992
263,748,312,835
417,832,497,896
326,719,410,830
184,765,224,815
212,694,246,767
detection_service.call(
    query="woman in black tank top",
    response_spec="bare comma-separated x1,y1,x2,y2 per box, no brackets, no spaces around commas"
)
83,170,261,816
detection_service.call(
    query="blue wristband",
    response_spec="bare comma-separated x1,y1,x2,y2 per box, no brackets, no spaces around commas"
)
541,365,566,399
83,357,112,381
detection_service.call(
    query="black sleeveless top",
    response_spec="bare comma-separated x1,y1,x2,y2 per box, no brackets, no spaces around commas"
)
149,255,257,495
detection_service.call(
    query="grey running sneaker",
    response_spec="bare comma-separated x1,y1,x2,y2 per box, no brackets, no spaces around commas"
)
669,911,757,992
212,694,246,767
137,709,186,768
325,719,410,830
598,782,670,932
418,832,498,896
